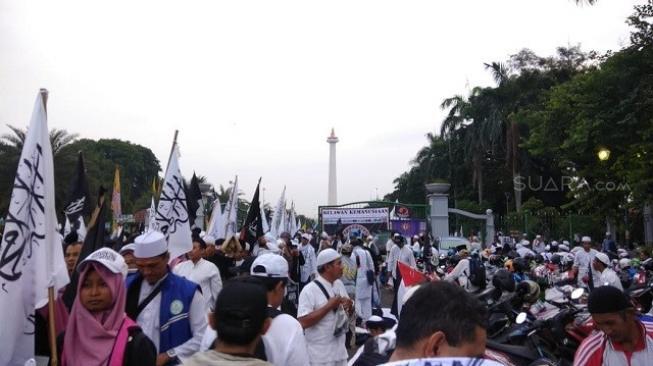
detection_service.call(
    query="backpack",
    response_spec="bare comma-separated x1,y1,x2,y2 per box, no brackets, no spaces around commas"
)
468,257,487,289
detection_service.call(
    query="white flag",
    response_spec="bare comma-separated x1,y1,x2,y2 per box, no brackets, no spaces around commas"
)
289,202,298,236
260,201,269,234
270,187,286,238
279,203,288,234
224,176,239,238
76,215,87,241
154,144,192,259
0,91,69,366
206,196,225,240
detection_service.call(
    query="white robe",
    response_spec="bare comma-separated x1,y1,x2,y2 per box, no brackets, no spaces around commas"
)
352,246,374,320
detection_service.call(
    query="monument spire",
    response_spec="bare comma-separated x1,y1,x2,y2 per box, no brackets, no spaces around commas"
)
327,128,339,205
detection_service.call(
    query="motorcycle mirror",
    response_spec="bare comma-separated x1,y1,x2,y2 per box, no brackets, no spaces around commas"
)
571,288,584,300
516,312,528,325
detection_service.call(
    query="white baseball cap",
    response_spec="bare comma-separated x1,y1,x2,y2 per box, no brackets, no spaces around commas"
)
251,253,289,278
134,231,167,258
317,248,341,267
78,248,128,278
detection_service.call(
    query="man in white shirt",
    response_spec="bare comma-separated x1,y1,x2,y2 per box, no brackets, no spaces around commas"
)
298,249,354,366
387,234,416,316
299,233,318,290
573,236,599,288
250,254,310,366
173,236,223,311
516,242,536,258
126,231,207,365
444,249,478,292
592,252,624,291
352,239,375,321
533,235,546,254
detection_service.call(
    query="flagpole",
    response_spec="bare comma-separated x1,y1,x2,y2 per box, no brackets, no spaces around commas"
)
40,88,59,366
47,287,58,366
164,130,179,178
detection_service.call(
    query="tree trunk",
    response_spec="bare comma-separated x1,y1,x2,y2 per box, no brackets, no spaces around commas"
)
474,154,483,204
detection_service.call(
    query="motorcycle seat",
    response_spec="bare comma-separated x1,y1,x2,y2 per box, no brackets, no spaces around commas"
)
486,339,540,361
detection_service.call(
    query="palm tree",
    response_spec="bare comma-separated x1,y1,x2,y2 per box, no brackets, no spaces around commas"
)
0,124,79,155
0,124,79,214
482,62,526,211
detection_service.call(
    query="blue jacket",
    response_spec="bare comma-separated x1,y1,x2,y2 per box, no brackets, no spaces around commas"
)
127,271,199,353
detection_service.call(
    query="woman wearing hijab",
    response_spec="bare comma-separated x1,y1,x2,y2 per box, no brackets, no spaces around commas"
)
59,248,156,366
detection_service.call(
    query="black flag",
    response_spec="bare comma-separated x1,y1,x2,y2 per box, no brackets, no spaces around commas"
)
62,186,109,309
62,152,91,231
185,173,202,229
240,178,264,247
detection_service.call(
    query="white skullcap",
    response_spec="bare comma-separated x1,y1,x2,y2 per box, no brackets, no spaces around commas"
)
264,232,275,242
119,243,136,255
581,236,592,242
317,248,341,267
321,232,328,239
202,234,216,245
619,258,631,269
558,244,569,252
594,252,610,266
367,235,374,240
134,231,167,258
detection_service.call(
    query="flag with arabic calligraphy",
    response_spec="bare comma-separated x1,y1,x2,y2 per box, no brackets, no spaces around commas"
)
154,144,192,259
0,91,69,366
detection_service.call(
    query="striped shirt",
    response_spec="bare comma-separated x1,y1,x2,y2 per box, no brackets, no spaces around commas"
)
574,319,653,366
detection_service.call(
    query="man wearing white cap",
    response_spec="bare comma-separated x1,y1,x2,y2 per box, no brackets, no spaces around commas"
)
298,248,353,366
592,252,623,291
251,254,310,366
125,231,207,365
573,236,599,288
299,233,317,292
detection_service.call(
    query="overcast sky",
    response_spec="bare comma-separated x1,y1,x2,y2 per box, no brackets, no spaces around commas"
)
0,0,642,217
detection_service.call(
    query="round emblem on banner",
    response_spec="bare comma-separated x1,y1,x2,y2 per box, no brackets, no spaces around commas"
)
170,300,184,315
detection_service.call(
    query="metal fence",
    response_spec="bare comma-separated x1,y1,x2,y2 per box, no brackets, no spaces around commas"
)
495,212,602,241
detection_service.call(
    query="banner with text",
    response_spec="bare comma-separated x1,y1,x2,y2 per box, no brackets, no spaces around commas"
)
321,207,389,237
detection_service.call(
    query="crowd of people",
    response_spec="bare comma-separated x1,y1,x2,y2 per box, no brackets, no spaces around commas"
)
38,225,653,366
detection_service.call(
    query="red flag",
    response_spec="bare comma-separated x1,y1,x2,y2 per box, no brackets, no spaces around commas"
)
397,261,427,287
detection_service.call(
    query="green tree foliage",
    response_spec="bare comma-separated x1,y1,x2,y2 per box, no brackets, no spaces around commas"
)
56,138,163,217
386,1,652,242
0,131,162,221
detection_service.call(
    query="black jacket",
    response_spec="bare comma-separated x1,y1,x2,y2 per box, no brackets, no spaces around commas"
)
55,325,156,366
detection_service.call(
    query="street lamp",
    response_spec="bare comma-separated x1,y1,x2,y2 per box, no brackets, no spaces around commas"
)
597,147,611,161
